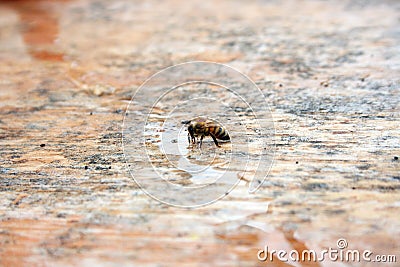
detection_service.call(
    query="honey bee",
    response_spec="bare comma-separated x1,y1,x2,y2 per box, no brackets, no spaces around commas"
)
181,117,230,147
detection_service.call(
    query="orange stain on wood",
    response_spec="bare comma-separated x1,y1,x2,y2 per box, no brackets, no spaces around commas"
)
2,0,70,61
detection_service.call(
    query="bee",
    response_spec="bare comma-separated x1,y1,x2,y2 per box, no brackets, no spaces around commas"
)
181,117,230,148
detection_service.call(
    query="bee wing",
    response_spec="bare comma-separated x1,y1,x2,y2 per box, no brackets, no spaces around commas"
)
194,117,207,122
204,120,220,128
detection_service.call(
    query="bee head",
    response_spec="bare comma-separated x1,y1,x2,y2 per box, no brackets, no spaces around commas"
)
187,124,194,135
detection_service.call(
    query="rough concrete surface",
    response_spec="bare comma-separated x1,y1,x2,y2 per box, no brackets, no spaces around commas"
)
0,0,399,266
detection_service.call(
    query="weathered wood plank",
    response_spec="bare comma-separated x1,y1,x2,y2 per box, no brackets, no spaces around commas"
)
0,0,399,266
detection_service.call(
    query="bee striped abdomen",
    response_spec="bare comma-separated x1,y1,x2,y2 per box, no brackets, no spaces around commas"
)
215,126,230,140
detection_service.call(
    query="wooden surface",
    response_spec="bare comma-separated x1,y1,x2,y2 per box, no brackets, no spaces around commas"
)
0,0,399,266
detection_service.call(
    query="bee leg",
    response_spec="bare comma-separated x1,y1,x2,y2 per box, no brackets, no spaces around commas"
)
199,135,204,148
210,133,221,147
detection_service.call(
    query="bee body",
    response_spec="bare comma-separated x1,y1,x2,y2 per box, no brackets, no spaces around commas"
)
182,117,230,147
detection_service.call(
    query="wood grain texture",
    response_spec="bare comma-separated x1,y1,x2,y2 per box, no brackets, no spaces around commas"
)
0,0,399,266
